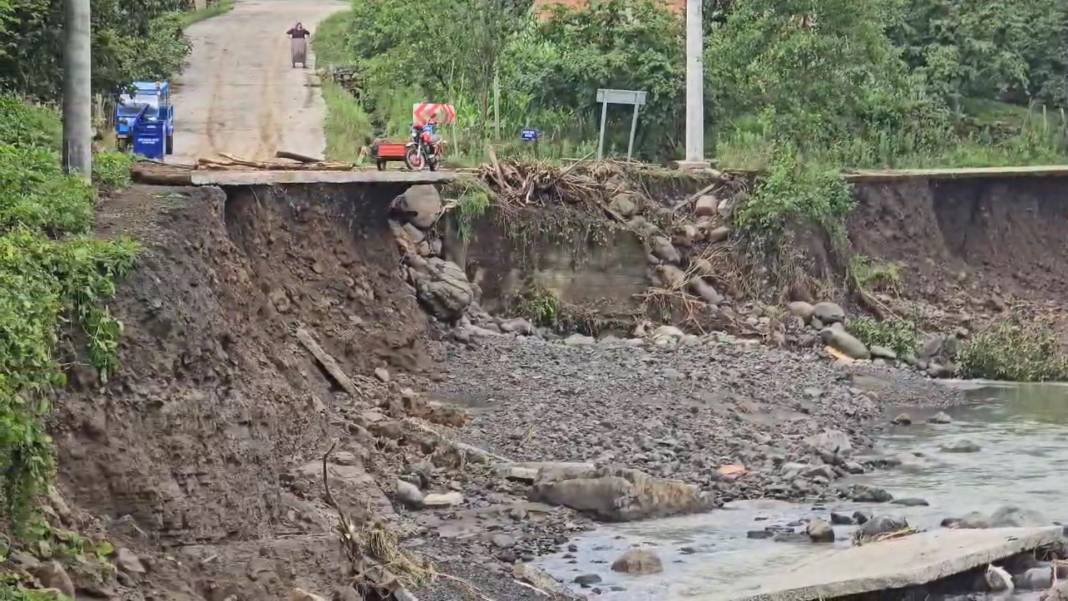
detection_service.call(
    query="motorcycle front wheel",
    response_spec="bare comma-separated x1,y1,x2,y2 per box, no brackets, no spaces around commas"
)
404,146,426,171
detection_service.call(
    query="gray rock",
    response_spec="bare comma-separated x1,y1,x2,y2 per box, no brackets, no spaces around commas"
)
707,226,731,244
395,479,424,508
490,533,516,549
530,467,711,522
574,574,602,587
689,278,723,305
806,429,853,458
940,439,981,453
648,236,681,264
843,461,865,475
944,511,991,529
1046,581,1068,601
34,561,76,599
498,318,535,335
694,194,718,217
787,301,815,322
747,530,772,539
927,411,953,424
802,465,836,481
855,516,908,541
846,484,893,503
892,497,929,507
656,264,687,289
611,549,663,575
830,512,854,525
853,510,872,525
423,492,464,507
919,334,945,360
870,345,898,360
820,328,870,360
290,588,329,601
116,547,146,574
406,256,474,321
391,185,442,228
672,224,699,247
374,367,390,383
1014,566,1054,590
892,412,912,425
564,334,596,346
812,302,846,324
806,518,835,543
927,363,957,378
990,506,1047,528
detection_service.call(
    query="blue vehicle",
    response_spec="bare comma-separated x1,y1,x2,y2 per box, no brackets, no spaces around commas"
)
114,81,175,158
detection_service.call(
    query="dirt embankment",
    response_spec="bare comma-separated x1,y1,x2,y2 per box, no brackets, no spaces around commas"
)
49,183,438,599
848,176,1068,334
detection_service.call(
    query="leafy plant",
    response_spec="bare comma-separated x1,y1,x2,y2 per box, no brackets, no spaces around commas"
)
848,255,902,293
512,284,560,330
443,178,492,241
0,96,61,149
849,317,919,357
957,321,1068,382
91,151,132,190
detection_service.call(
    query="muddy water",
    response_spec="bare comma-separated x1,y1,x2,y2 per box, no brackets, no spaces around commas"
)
536,381,1068,600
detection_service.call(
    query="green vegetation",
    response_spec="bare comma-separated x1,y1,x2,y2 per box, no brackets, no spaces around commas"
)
0,580,67,601
0,0,191,100
177,0,234,27
849,317,919,357
321,81,373,164
848,255,902,294
0,97,138,532
513,285,562,330
91,151,133,190
442,179,493,241
958,322,1068,382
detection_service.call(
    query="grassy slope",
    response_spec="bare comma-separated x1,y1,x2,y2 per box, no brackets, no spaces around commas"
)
313,12,374,164
178,0,235,27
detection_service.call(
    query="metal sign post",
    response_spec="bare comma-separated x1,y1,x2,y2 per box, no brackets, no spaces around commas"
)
595,88,647,160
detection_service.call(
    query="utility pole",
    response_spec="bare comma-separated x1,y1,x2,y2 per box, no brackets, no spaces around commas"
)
679,0,709,170
63,0,92,177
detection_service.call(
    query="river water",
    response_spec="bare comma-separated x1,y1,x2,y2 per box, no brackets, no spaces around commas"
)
536,381,1068,600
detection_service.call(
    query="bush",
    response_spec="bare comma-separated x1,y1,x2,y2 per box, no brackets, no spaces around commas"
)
849,255,902,293
957,321,1068,382
733,145,854,238
0,96,61,150
849,317,919,357
92,151,133,190
443,178,492,241
0,145,94,235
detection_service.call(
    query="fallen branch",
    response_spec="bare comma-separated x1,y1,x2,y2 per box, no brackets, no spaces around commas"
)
276,149,323,163
296,327,362,399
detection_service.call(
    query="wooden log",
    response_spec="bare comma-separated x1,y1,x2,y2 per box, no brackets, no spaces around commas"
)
296,327,362,399
131,165,193,185
275,149,323,163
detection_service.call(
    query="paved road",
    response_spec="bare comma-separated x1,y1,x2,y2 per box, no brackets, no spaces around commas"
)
171,0,346,164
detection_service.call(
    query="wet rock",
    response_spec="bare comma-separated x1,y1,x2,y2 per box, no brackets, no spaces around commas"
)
927,363,957,379
116,547,146,575
812,302,845,324
985,564,1013,592
611,549,663,575
34,561,76,599
747,530,772,540
391,185,442,228
943,511,991,529
787,301,815,322
856,516,908,541
870,345,898,360
928,411,953,424
892,412,912,426
530,467,711,522
940,439,981,453
574,574,602,587
1015,566,1054,590
395,480,424,508
1047,581,1068,601
406,256,474,321
806,518,835,543
689,278,723,305
694,194,718,217
919,334,945,360
846,484,893,503
820,328,870,360
830,512,854,525
853,510,872,525
892,498,929,507
990,506,1047,528
648,236,681,264
843,461,865,475
802,465,835,481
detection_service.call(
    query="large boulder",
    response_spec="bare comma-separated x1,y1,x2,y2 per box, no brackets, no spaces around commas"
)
391,185,442,229
406,256,474,321
787,301,815,322
806,429,853,459
807,519,835,543
812,302,846,324
990,506,1047,528
821,328,871,360
530,467,712,522
611,549,663,575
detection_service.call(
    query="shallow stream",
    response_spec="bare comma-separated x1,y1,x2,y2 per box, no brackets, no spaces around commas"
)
536,381,1068,599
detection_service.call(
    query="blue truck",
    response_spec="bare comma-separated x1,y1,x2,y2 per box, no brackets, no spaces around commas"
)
114,81,175,160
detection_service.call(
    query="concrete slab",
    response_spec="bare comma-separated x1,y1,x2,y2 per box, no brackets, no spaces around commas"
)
700,527,1064,601
189,169,459,186
843,165,1068,183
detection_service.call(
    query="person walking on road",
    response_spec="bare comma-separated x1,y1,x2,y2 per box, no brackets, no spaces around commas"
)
287,22,310,68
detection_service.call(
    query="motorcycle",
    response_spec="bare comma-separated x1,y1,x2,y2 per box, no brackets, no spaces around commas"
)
404,123,443,171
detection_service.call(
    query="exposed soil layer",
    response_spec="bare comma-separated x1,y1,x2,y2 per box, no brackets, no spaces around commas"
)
848,177,1068,333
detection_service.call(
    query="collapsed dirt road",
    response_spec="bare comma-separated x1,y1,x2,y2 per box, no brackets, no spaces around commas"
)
171,0,345,163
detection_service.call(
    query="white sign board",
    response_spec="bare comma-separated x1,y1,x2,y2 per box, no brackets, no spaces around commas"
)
596,89,647,106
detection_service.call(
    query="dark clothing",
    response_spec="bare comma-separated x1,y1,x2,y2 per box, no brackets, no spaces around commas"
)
287,27,309,38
